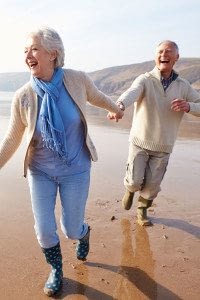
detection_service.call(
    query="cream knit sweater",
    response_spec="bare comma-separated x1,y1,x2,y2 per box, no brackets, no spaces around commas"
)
118,67,200,153
0,69,120,176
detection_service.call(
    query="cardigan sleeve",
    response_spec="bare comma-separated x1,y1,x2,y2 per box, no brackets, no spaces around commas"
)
82,72,120,113
0,92,26,169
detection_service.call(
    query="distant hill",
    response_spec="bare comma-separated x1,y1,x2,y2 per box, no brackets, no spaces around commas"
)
0,72,30,92
89,58,200,97
0,58,200,96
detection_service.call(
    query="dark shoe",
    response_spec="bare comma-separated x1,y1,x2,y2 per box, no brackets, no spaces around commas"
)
76,226,90,261
122,190,134,210
137,208,152,226
42,243,63,296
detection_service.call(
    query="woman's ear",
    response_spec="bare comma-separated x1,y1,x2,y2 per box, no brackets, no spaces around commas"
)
50,50,57,61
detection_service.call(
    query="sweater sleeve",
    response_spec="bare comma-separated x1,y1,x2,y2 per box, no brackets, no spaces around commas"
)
186,84,200,117
117,74,146,109
0,92,26,169
82,72,120,113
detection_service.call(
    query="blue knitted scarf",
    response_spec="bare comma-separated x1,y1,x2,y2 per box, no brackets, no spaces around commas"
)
31,68,67,162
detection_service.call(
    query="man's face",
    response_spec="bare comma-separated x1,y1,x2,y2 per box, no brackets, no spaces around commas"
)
155,42,179,76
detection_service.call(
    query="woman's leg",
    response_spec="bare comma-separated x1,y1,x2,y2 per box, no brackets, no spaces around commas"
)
28,168,63,296
28,168,59,248
59,169,90,240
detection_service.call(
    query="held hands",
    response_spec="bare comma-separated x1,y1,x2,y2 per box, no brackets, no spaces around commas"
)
171,99,190,113
107,108,124,122
107,101,124,122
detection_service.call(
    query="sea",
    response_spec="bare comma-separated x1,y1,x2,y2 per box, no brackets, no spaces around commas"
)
1,90,199,140
0,91,14,118
0,90,130,145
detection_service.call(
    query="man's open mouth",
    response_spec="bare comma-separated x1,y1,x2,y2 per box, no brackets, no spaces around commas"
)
160,60,170,64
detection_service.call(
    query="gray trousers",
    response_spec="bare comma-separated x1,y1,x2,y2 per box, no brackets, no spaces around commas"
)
124,143,170,201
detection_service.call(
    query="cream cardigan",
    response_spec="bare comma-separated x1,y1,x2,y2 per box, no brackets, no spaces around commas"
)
0,69,120,176
118,67,200,153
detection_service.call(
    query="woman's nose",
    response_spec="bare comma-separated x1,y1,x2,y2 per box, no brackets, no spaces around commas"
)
26,50,32,59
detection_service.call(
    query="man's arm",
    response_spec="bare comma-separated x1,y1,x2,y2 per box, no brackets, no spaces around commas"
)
107,74,146,121
171,84,200,116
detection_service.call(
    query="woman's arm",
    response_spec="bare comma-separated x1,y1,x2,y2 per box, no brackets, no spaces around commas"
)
0,93,26,169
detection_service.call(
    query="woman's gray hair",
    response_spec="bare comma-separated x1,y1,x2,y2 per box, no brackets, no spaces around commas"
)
28,27,65,68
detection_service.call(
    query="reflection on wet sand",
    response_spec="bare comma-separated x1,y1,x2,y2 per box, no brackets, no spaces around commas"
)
60,277,113,300
114,220,182,300
86,220,182,299
113,219,156,299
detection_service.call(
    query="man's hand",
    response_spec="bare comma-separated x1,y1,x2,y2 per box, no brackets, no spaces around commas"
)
171,99,190,113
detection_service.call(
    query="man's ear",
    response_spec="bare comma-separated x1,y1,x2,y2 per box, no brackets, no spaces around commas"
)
175,54,179,61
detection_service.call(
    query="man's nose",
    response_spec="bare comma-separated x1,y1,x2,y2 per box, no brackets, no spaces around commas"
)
162,49,168,55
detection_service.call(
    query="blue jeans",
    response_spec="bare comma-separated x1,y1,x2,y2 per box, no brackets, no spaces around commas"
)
27,167,90,248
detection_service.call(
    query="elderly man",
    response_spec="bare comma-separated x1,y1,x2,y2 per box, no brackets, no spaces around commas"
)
109,40,200,226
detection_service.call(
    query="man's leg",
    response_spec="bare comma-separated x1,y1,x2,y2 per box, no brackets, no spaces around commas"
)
137,151,170,225
122,143,149,210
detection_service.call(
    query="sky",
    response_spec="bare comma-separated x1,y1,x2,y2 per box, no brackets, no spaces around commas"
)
0,0,200,73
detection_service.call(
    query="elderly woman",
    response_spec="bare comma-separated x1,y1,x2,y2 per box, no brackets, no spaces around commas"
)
0,27,123,296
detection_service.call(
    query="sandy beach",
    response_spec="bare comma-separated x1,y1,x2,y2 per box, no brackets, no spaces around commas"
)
0,105,200,299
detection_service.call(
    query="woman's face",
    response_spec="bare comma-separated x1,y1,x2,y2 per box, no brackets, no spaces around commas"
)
24,35,56,81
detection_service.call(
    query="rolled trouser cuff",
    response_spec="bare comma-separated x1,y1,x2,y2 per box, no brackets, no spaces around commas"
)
138,196,153,208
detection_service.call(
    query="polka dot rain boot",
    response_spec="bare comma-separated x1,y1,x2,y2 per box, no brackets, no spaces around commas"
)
41,242,63,296
76,226,90,261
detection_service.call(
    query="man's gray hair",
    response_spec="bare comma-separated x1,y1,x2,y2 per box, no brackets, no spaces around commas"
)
157,40,179,53
28,27,65,68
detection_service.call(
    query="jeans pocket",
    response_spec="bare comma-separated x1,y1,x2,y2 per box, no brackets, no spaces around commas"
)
28,165,47,177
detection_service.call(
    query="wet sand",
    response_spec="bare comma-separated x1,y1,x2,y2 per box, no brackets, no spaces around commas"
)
0,114,200,299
